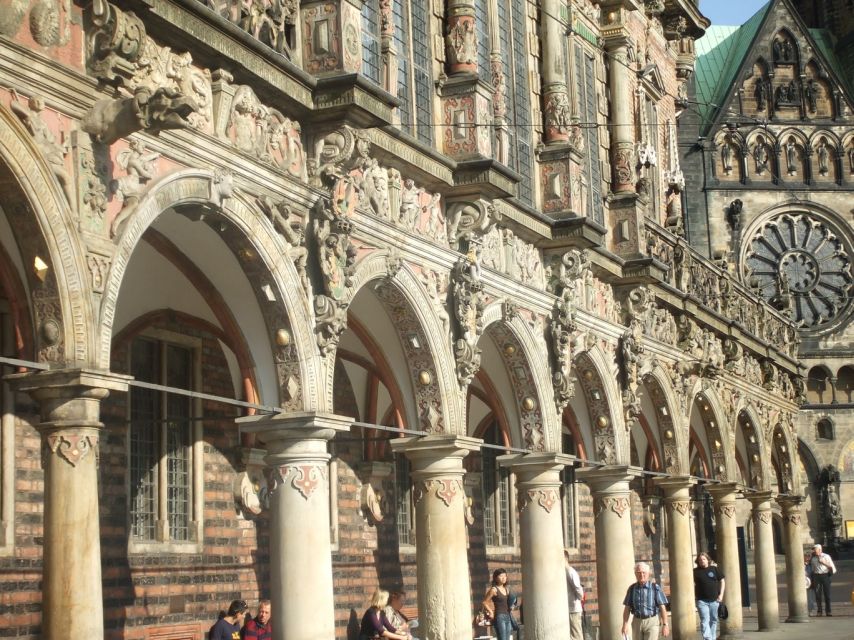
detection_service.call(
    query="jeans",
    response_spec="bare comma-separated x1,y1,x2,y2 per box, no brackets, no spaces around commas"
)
494,613,513,640
696,599,720,640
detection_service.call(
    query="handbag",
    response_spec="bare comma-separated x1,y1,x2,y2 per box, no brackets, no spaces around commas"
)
718,602,729,620
474,609,492,627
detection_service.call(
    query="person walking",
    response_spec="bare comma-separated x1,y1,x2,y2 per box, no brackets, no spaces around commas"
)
482,568,514,640
809,543,837,616
805,553,817,616
241,600,271,640
621,562,669,640
693,552,724,640
564,550,584,640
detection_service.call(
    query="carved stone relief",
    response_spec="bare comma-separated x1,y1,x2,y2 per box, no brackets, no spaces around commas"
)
256,196,309,293
204,0,298,60
450,246,485,386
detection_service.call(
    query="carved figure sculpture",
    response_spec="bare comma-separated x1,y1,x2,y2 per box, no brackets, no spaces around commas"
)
446,18,476,68
721,141,733,174
755,78,768,111
786,138,798,175
110,139,160,234
10,90,73,204
82,85,198,145
817,140,830,176
804,79,818,113
849,144,854,173
399,178,422,228
257,196,309,292
753,138,769,174
423,192,446,244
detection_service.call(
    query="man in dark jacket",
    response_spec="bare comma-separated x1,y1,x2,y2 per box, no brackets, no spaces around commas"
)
241,600,272,640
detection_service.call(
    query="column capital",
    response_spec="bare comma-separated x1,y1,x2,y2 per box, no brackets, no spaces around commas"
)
576,465,643,493
776,494,805,510
390,435,481,478
706,481,742,501
237,411,352,461
747,490,776,507
8,367,129,427
497,452,576,482
654,475,697,495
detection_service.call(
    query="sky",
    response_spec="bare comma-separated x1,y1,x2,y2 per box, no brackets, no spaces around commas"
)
700,0,770,26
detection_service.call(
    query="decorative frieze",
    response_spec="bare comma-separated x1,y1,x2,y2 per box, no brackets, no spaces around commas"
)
275,463,327,500
594,495,630,518
45,432,98,467
450,247,485,386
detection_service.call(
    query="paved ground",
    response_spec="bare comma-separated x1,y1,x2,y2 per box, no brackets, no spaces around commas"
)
737,552,853,639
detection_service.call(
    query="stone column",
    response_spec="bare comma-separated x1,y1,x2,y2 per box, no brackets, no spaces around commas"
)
391,435,481,640
540,0,571,144
577,466,642,640
706,483,743,638
656,477,698,640
749,491,779,631
605,38,635,194
445,0,477,75
777,495,809,623
500,453,574,640
238,411,352,640
11,369,128,640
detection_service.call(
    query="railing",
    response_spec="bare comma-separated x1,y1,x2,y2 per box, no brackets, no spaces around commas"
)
644,220,798,357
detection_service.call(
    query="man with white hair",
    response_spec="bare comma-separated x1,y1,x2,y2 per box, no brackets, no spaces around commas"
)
809,544,837,616
621,562,669,640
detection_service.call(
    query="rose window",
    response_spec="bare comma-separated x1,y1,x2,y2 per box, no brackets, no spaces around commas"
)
744,213,853,328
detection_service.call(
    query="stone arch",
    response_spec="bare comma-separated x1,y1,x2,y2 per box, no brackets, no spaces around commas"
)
344,250,461,432
689,382,736,481
0,102,92,365
479,303,558,452
804,60,834,118
573,344,625,464
770,422,798,493
640,366,688,475
810,132,839,181
735,402,769,490
99,169,321,410
744,128,778,180
772,28,801,63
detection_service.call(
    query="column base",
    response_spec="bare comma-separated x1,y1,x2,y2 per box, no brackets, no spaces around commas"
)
785,614,809,623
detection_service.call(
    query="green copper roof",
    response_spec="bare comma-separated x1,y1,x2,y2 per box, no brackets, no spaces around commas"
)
694,2,771,126
809,28,854,99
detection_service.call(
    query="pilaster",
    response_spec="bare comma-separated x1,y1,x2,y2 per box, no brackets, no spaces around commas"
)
656,476,698,640
10,368,129,640
577,465,643,640
238,411,352,640
390,435,482,640
706,483,743,638
777,495,809,623
500,453,575,640
748,490,779,631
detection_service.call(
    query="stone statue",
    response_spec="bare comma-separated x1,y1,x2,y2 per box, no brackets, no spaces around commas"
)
721,142,733,174
786,138,798,175
772,39,782,62
804,79,818,113
755,78,768,110
399,178,422,228
446,18,476,67
819,465,843,543
10,90,73,204
256,196,309,292
848,144,854,173
817,140,830,176
753,140,769,174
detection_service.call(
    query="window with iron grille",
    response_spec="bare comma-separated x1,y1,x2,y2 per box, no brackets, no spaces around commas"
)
497,0,534,204
575,43,603,224
561,433,578,549
474,0,491,82
395,455,413,545
482,423,513,547
129,337,195,543
393,0,434,144
361,0,382,85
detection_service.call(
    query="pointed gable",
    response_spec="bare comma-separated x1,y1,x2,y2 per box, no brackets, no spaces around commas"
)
694,0,853,136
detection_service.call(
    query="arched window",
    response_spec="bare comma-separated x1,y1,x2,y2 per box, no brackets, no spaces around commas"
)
816,417,834,440
574,42,603,223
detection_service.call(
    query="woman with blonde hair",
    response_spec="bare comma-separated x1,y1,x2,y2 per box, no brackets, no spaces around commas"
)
360,589,409,640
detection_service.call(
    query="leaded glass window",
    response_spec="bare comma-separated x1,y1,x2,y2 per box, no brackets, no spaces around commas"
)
130,337,194,543
392,0,433,143
362,0,382,85
482,422,513,547
575,43,603,224
395,455,413,545
497,0,534,204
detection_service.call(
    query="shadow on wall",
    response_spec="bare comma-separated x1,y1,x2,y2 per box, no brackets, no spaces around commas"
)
347,609,360,640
